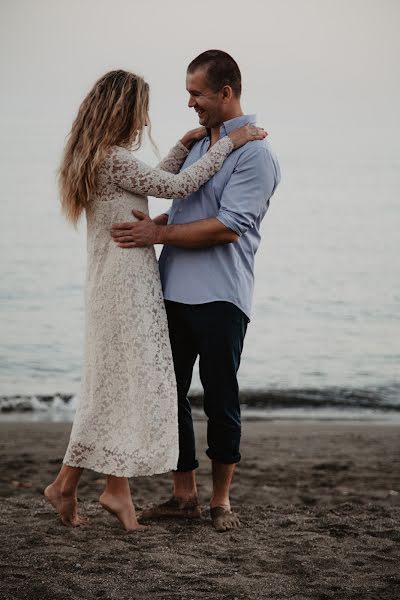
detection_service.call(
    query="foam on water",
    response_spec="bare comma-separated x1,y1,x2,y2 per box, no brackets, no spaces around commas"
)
1,387,400,423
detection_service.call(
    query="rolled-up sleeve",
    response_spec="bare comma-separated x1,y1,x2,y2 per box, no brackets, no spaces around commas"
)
216,143,280,236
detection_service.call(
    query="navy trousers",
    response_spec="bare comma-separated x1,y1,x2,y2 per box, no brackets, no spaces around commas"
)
165,300,248,471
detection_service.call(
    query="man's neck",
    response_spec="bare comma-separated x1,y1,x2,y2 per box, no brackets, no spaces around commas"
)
209,107,244,146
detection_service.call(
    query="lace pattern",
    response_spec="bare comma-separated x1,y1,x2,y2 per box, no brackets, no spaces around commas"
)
157,140,189,173
104,135,233,199
63,138,234,477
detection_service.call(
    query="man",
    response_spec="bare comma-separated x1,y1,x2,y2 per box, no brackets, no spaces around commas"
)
111,50,280,532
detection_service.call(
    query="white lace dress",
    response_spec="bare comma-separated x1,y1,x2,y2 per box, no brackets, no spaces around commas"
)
63,135,234,477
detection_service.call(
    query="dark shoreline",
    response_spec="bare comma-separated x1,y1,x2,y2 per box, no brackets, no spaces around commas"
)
1,385,400,414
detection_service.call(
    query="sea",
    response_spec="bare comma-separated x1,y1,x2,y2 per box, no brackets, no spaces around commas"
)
1,126,399,422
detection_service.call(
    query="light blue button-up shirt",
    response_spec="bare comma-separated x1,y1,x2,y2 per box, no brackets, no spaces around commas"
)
159,114,281,319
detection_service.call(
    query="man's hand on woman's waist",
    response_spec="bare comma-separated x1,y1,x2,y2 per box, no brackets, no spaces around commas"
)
110,210,239,249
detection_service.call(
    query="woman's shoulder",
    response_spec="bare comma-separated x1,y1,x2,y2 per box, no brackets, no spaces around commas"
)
98,146,143,187
100,146,137,175
104,145,131,162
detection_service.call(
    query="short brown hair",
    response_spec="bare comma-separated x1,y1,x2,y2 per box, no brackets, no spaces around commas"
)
187,50,242,97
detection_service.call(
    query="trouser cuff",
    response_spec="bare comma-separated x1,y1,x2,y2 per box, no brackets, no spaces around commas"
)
206,449,241,464
175,459,199,472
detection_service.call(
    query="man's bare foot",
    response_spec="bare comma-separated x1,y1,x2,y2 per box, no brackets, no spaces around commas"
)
210,506,241,532
44,483,88,527
139,496,202,521
99,491,148,532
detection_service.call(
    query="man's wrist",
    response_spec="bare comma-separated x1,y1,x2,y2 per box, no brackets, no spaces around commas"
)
152,213,169,226
154,224,166,244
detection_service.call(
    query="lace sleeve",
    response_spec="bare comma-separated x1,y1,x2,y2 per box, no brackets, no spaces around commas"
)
157,141,189,173
108,136,234,199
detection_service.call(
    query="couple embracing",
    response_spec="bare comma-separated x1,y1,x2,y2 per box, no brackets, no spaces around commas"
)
45,50,280,533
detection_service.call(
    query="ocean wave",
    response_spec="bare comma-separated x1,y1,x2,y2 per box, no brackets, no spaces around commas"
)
0,394,78,414
1,385,399,415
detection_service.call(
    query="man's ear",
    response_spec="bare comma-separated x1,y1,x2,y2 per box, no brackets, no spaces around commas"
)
221,85,233,103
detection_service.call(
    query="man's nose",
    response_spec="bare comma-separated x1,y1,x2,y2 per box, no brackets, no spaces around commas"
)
188,95,196,108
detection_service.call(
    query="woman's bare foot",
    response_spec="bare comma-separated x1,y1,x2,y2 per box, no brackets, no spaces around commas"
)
44,483,88,527
44,482,63,512
99,491,149,532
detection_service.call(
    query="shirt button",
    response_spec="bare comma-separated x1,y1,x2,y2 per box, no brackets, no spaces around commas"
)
178,208,182,213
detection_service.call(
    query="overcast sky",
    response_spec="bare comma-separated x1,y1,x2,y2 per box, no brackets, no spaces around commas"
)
1,1,399,394
1,0,399,164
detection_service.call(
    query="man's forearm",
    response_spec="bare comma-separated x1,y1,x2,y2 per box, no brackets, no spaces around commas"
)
153,213,169,226
155,217,239,249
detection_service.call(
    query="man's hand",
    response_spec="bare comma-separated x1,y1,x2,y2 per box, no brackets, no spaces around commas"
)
111,211,238,249
111,210,161,248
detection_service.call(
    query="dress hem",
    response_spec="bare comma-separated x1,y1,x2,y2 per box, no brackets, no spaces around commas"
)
62,457,179,478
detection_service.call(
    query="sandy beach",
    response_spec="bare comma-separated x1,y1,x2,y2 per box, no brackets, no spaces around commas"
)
1,419,399,600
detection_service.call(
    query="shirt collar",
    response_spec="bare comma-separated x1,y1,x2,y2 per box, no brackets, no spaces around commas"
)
220,114,257,137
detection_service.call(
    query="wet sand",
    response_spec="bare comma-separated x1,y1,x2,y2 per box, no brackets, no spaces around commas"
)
0,420,399,600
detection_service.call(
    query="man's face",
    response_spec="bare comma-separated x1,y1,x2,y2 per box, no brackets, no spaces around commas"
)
186,68,225,129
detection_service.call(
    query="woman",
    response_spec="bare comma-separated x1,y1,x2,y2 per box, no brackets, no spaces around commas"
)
44,70,266,532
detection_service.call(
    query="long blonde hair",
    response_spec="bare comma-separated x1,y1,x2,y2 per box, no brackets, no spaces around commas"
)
59,70,150,226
